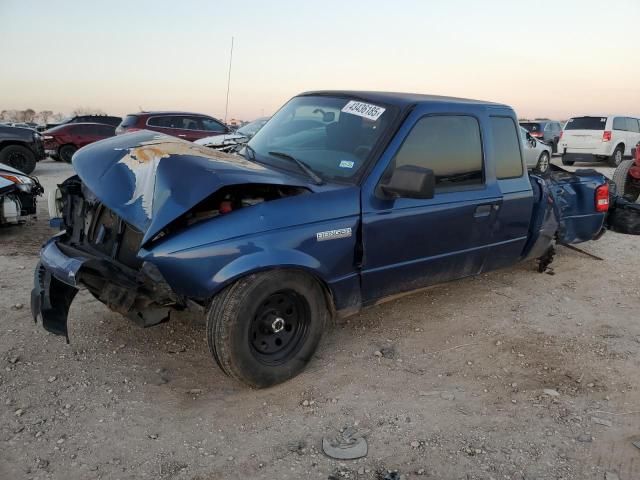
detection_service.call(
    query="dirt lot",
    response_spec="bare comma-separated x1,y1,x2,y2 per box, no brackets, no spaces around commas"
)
1,158,639,480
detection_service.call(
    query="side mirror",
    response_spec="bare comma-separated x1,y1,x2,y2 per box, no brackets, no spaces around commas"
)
379,165,435,199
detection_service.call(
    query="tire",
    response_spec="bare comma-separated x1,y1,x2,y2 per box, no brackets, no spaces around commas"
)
206,270,329,388
561,155,574,166
608,144,624,167
59,144,77,163
535,151,550,174
612,159,640,201
0,144,36,174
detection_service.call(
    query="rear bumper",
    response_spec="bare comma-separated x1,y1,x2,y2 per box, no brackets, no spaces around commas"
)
562,152,602,163
31,237,179,339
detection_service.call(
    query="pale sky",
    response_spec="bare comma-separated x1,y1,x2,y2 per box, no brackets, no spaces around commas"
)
1,0,639,121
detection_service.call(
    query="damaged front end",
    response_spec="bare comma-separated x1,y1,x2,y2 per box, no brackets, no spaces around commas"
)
0,163,43,225
31,176,182,338
31,131,310,339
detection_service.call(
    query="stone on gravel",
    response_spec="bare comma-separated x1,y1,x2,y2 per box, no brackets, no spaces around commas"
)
47,376,57,383
604,473,620,480
440,391,455,401
591,417,612,427
543,389,559,397
322,427,368,460
187,389,202,395
632,439,640,449
15,408,24,416
577,434,592,443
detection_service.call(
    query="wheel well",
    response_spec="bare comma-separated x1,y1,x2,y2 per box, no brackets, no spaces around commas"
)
213,267,337,319
615,143,625,153
0,140,30,152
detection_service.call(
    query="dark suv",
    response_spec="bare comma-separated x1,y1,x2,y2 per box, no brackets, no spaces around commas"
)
0,125,45,173
116,111,230,141
55,114,122,128
519,120,563,153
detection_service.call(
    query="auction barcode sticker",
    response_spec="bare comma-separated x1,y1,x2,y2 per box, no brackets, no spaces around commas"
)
341,101,386,121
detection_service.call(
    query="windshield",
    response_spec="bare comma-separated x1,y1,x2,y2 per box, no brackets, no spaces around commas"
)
565,117,607,130
247,95,397,183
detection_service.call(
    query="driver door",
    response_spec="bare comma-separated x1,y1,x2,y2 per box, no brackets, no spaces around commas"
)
360,111,502,303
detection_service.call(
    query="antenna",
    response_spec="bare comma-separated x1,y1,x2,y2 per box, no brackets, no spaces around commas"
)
224,36,234,126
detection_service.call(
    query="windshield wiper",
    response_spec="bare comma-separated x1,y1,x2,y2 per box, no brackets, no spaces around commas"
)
268,151,324,185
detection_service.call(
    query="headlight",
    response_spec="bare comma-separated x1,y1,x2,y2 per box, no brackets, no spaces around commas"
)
0,173,33,185
43,135,53,140
48,187,64,219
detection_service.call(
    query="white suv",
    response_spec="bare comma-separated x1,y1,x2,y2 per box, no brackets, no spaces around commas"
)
560,115,640,167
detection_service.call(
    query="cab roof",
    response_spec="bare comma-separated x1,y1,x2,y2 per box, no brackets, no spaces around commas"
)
300,90,509,110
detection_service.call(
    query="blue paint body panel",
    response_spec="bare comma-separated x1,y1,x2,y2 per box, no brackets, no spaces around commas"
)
31,91,611,338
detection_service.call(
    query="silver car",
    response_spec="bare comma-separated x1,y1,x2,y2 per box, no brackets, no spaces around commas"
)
520,126,551,173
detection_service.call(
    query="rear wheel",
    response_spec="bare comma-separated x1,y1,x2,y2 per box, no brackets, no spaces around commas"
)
0,144,36,174
561,155,574,166
59,144,77,163
612,159,640,201
206,270,329,388
535,151,550,174
608,144,624,167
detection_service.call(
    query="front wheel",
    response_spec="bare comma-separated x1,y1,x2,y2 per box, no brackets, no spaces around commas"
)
535,151,550,174
206,270,329,388
0,144,36,174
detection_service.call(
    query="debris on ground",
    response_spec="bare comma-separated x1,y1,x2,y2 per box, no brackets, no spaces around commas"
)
322,427,368,460
591,417,613,427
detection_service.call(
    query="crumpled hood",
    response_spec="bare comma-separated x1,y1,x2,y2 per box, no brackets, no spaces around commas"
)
72,130,308,244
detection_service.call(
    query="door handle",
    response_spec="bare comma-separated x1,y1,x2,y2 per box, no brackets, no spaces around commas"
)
473,204,493,218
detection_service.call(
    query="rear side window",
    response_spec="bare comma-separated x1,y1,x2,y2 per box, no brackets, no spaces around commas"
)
626,118,640,133
148,116,190,128
490,116,523,179
393,115,483,189
613,117,627,131
565,117,607,130
97,124,116,136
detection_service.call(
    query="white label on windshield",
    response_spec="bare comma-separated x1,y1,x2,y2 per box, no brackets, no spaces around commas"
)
339,160,354,168
341,101,386,121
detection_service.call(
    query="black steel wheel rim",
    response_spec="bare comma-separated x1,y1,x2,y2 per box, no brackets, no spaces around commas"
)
8,151,28,172
249,290,310,365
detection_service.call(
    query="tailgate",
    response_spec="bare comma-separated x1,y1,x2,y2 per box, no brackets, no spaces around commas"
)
562,129,604,150
546,167,607,243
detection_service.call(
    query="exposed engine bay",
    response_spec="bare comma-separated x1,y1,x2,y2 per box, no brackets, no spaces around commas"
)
47,176,309,330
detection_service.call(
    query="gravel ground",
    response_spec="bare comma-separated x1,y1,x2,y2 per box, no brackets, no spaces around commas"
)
1,157,639,480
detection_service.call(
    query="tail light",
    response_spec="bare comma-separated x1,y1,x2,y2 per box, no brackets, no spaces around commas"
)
602,131,612,142
635,142,640,164
595,183,609,212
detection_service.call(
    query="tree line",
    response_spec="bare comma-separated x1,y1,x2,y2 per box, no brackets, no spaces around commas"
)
1,107,106,124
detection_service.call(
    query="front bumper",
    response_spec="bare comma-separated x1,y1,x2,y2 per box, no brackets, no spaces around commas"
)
31,237,179,339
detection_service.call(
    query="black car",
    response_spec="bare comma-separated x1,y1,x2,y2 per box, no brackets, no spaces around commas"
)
0,125,46,174
519,120,563,153
53,114,122,129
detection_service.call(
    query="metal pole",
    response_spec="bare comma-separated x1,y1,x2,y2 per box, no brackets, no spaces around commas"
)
224,36,234,126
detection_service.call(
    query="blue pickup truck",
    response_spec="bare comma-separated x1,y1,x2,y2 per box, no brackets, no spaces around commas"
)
32,91,615,387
